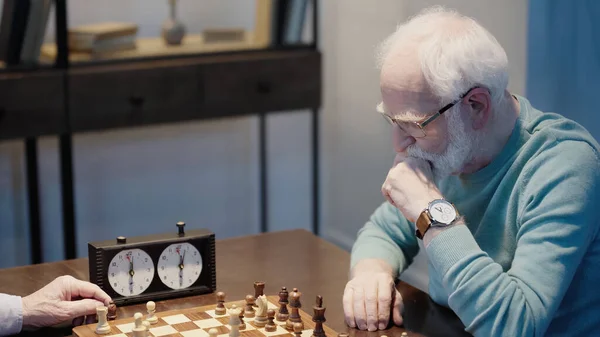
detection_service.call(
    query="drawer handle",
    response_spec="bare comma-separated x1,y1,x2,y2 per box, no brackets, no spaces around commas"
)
256,81,271,94
129,96,145,107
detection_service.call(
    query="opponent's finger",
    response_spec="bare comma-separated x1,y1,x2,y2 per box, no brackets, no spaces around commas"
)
364,281,379,331
72,316,84,326
353,286,367,330
392,289,404,326
377,278,393,330
69,278,112,305
342,285,356,328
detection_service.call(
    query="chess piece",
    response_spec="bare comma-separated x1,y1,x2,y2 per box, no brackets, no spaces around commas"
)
286,288,303,330
277,287,289,322
254,281,265,306
143,320,151,336
228,304,242,337
338,334,349,337
401,333,408,337
254,295,268,327
209,328,219,337
244,295,255,318
107,301,117,320
216,291,227,315
312,295,326,337
132,312,147,337
238,304,246,330
293,322,303,337
146,301,158,324
265,309,277,332
95,306,111,334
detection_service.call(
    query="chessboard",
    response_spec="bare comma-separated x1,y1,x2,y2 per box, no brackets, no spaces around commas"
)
72,293,339,337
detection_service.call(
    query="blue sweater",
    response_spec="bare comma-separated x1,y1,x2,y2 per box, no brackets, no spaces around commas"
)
350,95,600,336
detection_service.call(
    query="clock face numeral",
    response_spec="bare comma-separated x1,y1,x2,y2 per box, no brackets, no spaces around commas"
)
107,249,155,297
157,243,202,290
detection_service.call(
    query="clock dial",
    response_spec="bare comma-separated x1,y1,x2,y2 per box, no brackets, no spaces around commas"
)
157,243,203,289
107,249,155,297
430,200,457,224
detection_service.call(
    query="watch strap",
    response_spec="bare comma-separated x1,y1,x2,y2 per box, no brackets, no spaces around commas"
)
415,209,432,239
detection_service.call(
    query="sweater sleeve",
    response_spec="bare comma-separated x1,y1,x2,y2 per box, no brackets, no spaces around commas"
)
350,201,420,278
425,140,600,336
0,294,23,336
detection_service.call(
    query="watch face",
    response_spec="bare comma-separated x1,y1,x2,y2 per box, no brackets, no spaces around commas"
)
157,242,203,290
429,199,457,225
107,249,155,297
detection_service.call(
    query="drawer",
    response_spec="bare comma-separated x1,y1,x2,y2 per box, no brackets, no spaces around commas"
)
202,51,321,117
0,72,64,140
69,63,204,132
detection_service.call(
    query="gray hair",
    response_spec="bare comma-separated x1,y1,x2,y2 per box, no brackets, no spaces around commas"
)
375,6,509,108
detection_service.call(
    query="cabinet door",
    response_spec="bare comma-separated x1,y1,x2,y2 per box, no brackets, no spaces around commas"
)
202,51,321,118
69,62,204,132
0,72,64,140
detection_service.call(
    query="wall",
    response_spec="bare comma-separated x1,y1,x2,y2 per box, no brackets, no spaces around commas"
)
0,0,528,295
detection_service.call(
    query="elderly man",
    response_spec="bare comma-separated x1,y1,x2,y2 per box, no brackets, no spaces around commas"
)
344,6,600,337
0,275,111,336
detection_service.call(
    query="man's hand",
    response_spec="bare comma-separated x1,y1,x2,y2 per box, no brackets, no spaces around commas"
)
343,259,404,331
22,275,112,329
382,154,443,222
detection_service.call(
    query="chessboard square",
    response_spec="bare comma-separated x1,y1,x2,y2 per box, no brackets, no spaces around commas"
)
181,329,210,337
205,309,227,318
202,325,230,335
267,302,278,310
163,314,192,325
116,322,135,333
150,325,179,336
300,329,314,337
224,324,256,331
157,334,184,337
259,326,291,336
215,317,230,325
193,318,223,329
241,330,269,337
172,322,201,332
107,334,127,337
186,312,212,321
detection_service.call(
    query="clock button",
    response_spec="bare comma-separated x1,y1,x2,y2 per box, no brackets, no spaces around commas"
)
117,236,127,244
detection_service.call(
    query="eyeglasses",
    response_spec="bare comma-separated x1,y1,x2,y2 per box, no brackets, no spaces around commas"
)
378,87,476,138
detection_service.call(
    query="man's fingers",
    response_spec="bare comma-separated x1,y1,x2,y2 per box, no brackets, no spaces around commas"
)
68,278,111,305
85,314,97,325
353,287,367,330
72,316,84,326
377,278,392,330
392,290,404,326
63,299,105,318
364,281,378,331
342,286,356,328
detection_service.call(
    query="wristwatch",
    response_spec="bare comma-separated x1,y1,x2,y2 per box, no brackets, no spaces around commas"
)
415,199,459,239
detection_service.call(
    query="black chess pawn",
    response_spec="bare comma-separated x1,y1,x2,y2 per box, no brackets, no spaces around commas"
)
107,301,117,320
215,291,226,315
239,305,246,330
265,309,277,332
277,286,289,322
293,322,303,337
312,295,326,337
245,295,256,318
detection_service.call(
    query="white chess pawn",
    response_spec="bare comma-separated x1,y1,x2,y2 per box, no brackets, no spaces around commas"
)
95,306,111,334
146,301,158,324
132,312,147,337
143,320,151,337
209,328,219,337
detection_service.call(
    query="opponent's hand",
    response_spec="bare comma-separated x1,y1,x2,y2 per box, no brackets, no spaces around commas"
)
382,153,442,223
343,259,404,331
22,275,112,329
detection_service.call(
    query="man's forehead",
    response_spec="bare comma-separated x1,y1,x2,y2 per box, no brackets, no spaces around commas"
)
379,87,440,120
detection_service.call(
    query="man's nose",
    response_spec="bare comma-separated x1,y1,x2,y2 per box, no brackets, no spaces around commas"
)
393,127,416,153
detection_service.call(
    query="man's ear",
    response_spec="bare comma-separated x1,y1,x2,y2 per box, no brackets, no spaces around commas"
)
465,88,491,130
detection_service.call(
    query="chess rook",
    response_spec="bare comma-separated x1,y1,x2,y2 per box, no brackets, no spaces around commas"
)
95,306,111,335
146,301,158,324
216,291,227,315
254,281,265,299
244,295,256,318
312,295,326,337
286,288,303,330
277,287,289,322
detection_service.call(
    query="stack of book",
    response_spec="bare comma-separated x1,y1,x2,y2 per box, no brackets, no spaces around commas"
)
68,22,138,56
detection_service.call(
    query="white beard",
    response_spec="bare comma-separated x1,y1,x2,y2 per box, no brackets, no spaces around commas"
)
406,106,480,181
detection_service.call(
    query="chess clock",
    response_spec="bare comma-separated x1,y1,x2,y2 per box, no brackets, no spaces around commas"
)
88,222,216,305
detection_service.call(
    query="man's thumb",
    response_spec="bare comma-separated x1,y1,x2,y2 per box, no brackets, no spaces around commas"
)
392,290,404,326
63,299,105,317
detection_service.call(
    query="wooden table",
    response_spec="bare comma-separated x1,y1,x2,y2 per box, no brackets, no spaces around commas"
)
0,230,469,337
